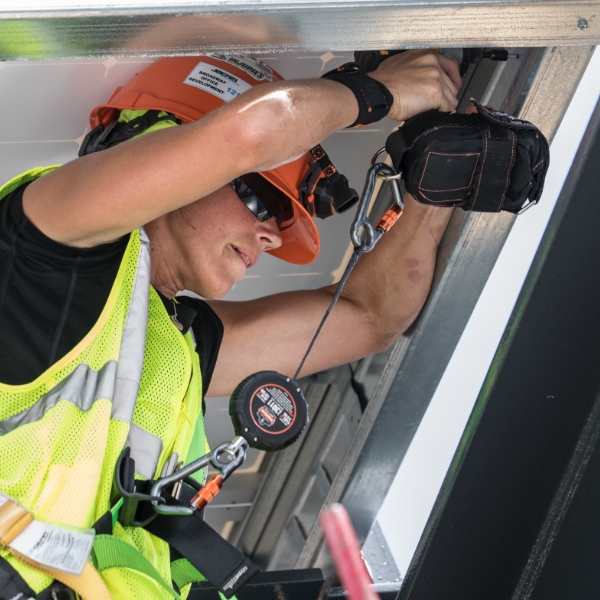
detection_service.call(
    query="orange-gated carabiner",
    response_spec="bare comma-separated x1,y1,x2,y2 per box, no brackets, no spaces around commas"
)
150,436,248,516
350,148,403,253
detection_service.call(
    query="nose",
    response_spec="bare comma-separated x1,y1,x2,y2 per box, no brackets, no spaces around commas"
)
257,217,282,250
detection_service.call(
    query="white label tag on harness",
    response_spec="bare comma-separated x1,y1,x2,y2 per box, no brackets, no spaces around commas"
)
184,61,252,102
209,54,274,82
10,520,94,576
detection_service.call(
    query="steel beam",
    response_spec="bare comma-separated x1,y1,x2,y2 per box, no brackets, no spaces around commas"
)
296,44,596,570
1,2,600,60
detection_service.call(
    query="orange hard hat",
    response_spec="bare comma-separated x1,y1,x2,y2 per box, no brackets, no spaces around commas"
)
86,55,358,265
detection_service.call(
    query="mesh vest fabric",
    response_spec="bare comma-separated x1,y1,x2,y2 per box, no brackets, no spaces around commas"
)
0,167,206,598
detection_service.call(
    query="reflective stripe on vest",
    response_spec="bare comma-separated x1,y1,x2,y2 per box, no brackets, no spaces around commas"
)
0,224,154,467
0,167,205,599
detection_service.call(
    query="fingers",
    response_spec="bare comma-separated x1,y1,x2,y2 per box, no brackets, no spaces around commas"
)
369,49,461,121
465,104,496,115
436,53,463,91
436,65,459,112
416,52,458,113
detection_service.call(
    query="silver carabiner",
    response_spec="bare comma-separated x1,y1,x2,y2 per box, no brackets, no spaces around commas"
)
150,436,248,516
351,162,403,253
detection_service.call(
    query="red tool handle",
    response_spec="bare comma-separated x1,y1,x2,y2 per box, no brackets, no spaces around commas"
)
320,504,381,600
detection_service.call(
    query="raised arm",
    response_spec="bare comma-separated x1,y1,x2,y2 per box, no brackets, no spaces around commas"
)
22,51,460,248
207,193,452,396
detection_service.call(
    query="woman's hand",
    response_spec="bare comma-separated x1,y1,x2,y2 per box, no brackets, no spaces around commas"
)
369,50,462,121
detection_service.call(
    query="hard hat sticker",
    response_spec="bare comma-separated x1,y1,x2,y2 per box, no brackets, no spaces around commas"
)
251,384,296,434
210,54,274,82
184,62,252,102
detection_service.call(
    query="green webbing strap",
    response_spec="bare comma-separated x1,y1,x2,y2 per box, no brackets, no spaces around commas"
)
92,534,181,600
170,558,205,588
170,559,230,600
110,497,124,529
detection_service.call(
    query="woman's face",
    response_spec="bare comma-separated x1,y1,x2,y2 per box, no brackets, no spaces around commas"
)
170,184,282,299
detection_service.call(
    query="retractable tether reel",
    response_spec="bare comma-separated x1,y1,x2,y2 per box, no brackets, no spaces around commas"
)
145,371,310,518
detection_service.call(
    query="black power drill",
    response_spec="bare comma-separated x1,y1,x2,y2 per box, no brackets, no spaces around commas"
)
355,48,519,77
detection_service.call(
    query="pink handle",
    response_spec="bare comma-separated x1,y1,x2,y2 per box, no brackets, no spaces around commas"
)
320,503,381,600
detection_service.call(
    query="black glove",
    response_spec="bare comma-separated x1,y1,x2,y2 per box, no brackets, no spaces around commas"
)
385,100,550,214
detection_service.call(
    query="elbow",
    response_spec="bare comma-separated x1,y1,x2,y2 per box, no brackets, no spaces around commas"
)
360,306,419,356
362,281,433,353
226,84,307,173
234,115,272,172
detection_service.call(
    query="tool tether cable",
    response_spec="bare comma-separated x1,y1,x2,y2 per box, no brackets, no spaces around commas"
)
294,249,362,379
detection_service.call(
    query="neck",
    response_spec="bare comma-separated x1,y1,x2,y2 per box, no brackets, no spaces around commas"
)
145,216,184,300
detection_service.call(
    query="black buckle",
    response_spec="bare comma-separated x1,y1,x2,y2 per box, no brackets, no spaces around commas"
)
36,582,78,600
115,447,162,528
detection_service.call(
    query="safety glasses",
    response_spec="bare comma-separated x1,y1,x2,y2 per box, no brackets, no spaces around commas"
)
231,174,293,226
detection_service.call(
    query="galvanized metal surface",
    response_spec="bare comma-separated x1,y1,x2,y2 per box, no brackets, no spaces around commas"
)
295,44,596,571
362,520,402,585
1,2,600,59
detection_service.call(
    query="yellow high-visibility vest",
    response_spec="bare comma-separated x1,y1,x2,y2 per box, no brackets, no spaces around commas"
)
0,167,206,599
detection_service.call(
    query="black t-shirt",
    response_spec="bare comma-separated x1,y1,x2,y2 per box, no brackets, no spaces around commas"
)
0,183,223,396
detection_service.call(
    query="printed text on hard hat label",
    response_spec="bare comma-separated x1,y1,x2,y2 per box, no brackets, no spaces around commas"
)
184,62,252,102
209,54,274,82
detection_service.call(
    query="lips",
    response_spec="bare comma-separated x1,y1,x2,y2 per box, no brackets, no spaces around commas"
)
231,245,256,268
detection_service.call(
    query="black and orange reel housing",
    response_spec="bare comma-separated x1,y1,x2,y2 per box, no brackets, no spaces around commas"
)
229,371,308,451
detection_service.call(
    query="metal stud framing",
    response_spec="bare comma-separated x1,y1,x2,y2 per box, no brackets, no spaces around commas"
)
0,1,600,60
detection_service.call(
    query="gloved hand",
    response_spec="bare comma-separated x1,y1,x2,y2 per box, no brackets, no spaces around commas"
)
385,99,550,214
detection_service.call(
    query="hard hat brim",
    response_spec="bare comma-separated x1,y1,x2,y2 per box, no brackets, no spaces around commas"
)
88,56,322,265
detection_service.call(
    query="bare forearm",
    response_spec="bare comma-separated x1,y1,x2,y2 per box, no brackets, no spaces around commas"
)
209,196,452,393
211,78,359,172
336,195,453,348
24,78,358,246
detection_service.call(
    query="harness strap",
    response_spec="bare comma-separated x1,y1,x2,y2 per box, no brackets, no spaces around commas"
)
170,557,205,589
169,558,227,600
0,554,37,599
145,501,258,599
0,497,111,600
92,534,181,600
468,115,517,212
93,478,253,599
11,554,112,600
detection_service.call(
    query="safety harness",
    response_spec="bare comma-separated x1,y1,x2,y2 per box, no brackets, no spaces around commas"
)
92,450,260,599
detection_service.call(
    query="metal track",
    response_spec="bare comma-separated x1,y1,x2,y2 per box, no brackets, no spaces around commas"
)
295,44,596,571
1,2,600,60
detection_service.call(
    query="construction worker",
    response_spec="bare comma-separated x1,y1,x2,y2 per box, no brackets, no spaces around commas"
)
0,50,460,599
